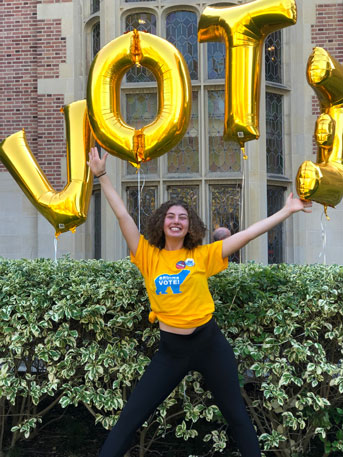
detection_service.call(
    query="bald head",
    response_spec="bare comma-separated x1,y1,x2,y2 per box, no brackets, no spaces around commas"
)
213,227,231,241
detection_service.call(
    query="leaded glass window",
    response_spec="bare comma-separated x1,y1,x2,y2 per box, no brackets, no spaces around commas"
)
90,18,101,259
266,92,283,175
92,22,100,58
267,186,285,263
209,184,241,262
166,11,198,80
208,90,241,173
127,186,157,236
167,91,199,174
125,13,157,82
93,189,101,259
208,42,225,79
91,0,99,14
167,185,199,213
265,30,282,83
125,92,158,176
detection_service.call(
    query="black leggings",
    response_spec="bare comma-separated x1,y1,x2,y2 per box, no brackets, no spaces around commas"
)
99,318,261,457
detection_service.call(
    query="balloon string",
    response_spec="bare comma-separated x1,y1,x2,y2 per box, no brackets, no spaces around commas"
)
136,168,146,233
137,168,141,233
239,155,246,264
319,210,327,265
54,237,58,263
233,152,246,304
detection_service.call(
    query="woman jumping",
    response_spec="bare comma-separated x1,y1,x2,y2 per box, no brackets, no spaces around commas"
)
88,147,312,457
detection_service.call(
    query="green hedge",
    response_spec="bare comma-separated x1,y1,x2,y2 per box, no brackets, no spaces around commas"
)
0,258,343,457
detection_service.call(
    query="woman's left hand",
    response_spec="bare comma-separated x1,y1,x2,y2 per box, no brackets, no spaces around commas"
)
285,192,312,214
221,192,312,258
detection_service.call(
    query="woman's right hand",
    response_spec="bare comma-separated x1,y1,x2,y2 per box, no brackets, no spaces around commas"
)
87,147,108,177
87,146,140,254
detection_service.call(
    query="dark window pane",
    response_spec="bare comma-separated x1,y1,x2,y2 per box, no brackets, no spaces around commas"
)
93,189,101,259
91,0,99,14
125,13,157,82
125,12,156,33
92,22,100,58
266,92,283,175
208,90,241,173
167,91,199,174
209,185,241,263
125,92,158,175
167,186,199,213
127,186,157,236
166,11,198,80
267,186,285,264
265,30,282,83
207,42,225,79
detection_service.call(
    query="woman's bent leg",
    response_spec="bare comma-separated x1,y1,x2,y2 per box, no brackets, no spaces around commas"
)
99,350,187,457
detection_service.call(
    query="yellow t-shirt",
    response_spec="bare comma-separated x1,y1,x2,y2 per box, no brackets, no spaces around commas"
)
130,235,228,328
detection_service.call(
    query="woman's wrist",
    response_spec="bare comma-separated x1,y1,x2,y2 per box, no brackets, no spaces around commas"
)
96,171,107,178
281,204,293,219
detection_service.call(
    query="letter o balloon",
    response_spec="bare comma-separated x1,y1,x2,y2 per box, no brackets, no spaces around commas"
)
87,30,192,167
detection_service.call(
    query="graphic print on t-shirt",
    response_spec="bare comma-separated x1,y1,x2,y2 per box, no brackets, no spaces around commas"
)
155,269,190,295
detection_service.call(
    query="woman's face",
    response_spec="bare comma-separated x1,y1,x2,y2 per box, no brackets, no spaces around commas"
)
163,205,189,241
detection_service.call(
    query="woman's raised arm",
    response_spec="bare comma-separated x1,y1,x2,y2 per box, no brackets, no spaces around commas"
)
221,193,312,258
88,147,140,255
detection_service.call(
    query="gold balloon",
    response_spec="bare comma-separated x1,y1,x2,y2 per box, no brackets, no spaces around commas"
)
87,29,192,166
296,47,343,208
198,0,297,151
0,100,94,237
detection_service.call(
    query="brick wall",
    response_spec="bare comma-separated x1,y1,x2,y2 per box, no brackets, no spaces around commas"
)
312,3,343,61
0,0,69,190
311,3,343,116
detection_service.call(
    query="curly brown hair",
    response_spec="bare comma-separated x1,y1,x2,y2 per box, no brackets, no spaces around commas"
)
146,200,206,249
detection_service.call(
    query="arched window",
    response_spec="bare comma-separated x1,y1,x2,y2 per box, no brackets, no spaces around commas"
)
92,22,100,58
121,7,241,257
90,21,101,258
265,30,286,263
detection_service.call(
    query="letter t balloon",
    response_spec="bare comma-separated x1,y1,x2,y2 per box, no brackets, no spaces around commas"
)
198,0,297,152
